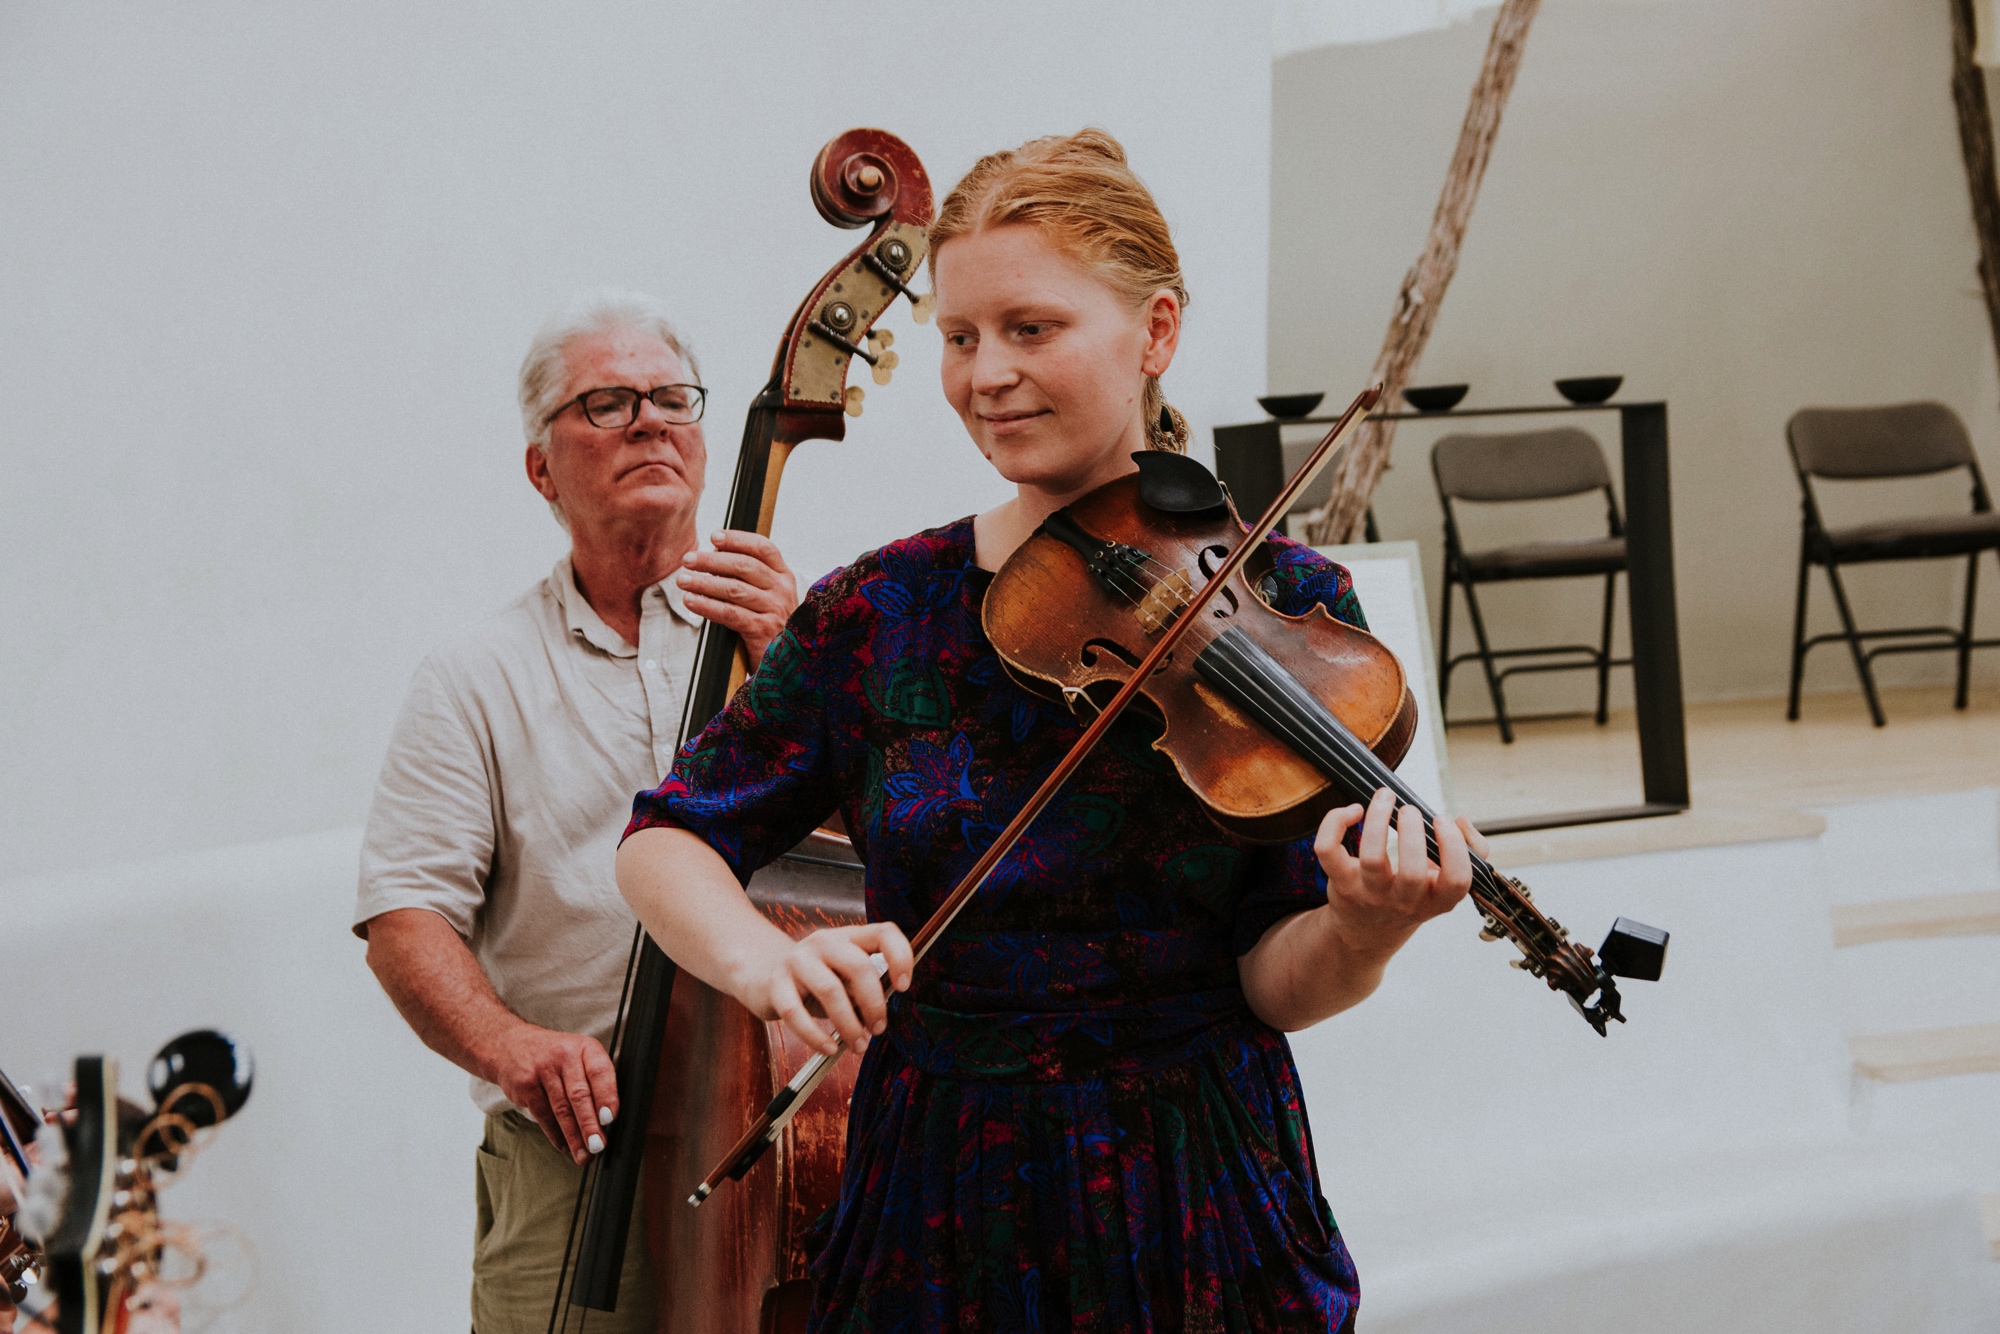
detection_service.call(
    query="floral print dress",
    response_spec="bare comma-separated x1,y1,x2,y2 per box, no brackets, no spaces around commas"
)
626,516,1368,1333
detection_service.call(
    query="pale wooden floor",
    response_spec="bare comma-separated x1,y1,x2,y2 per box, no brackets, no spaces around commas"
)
1449,685,2000,865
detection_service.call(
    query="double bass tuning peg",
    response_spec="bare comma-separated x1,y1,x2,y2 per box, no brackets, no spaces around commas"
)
863,237,936,324
867,329,899,385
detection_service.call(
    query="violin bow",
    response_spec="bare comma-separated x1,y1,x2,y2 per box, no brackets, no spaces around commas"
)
689,385,1385,1205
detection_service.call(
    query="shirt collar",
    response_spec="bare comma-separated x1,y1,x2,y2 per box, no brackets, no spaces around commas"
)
553,555,701,659
658,568,701,629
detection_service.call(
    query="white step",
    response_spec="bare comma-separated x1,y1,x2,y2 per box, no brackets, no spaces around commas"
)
1831,892,2000,947
1851,1023,2000,1083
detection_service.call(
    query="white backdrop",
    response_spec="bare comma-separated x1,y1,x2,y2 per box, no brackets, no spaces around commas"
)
0,2,1272,883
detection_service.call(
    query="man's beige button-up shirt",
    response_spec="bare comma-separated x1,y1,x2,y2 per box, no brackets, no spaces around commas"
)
355,557,701,1116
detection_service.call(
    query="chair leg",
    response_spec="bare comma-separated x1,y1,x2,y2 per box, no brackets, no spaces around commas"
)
1821,558,1887,727
1787,538,1811,721
1594,570,1618,726
1437,571,1456,717
1458,578,1514,744
1956,550,1980,710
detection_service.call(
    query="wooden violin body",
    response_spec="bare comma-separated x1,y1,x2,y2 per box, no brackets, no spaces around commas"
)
984,466,1419,843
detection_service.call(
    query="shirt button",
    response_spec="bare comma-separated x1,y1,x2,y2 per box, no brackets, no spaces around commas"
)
644,659,658,672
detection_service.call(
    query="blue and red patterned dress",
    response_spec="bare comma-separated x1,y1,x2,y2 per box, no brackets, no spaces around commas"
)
626,516,1367,1333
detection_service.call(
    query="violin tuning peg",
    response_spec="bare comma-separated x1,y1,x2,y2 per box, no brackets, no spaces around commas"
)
844,385,865,417
910,292,935,324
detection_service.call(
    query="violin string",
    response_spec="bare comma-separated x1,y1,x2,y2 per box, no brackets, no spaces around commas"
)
1071,529,1535,938
1199,634,1527,925
1120,549,1536,930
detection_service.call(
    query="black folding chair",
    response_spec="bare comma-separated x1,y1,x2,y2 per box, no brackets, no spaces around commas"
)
1433,429,1629,744
1785,401,2000,726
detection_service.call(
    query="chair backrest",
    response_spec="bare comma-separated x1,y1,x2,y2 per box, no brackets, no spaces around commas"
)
1431,428,1611,503
1786,402,1974,479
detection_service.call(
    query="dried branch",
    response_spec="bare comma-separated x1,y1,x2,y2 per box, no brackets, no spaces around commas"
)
1949,0,2000,374
1305,0,1543,545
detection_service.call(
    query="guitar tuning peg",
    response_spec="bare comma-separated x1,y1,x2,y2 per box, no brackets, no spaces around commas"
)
910,292,935,324
871,349,900,385
844,385,865,417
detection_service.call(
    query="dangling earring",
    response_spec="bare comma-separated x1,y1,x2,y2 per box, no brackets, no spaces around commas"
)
1150,403,1190,454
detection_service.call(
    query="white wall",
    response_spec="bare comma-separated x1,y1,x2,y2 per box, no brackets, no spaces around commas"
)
0,1,1271,882
1271,0,2000,713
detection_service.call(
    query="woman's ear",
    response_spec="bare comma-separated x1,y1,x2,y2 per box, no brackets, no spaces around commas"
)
1140,289,1181,378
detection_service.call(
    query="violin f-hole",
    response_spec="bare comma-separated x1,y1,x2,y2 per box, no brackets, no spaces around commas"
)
1080,637,1145,670
1194,545,1242,618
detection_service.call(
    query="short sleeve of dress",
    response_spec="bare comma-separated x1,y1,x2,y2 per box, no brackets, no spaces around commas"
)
1231,537,1366,954
623,573,846,883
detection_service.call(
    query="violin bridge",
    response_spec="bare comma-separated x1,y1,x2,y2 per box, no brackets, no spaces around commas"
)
1135,569,1196,634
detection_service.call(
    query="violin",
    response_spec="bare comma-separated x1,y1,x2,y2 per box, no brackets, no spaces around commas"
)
690,388,1669,1204
984,401,1670,1026
552,128,932,1333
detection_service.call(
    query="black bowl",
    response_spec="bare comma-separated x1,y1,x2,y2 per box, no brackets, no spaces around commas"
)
1258,392,1325,419
1403,383,1469,413
1555,375,1623,405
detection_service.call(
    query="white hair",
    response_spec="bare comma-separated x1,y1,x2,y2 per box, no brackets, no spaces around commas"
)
517,288,701,451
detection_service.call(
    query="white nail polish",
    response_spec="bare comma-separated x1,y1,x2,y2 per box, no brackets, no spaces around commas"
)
587,1133,604,1155
599,1106,614,1125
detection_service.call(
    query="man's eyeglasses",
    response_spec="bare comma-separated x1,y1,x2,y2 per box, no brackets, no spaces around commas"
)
548,384,707,429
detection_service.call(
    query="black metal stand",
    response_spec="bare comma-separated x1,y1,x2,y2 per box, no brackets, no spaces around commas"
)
1214,401,1689,835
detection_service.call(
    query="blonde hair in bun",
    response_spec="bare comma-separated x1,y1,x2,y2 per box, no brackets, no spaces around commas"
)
929,128,1190,453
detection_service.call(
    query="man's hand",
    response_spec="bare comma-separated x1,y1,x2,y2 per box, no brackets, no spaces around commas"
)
676,530,799,668
490,1026,619,1166
364,909,621,1166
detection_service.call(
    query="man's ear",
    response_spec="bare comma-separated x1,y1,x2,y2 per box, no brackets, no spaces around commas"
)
525,443,560,504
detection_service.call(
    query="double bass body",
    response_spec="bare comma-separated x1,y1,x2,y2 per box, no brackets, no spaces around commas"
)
645,844,865,1334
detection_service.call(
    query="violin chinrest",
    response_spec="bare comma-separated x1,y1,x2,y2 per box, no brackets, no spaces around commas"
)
1132,451,1227,516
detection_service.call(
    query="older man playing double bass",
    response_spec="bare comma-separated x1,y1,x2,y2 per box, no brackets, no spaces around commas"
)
354,292,798,1333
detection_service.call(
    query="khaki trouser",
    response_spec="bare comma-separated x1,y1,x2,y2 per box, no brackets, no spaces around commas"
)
472,1111,656,1334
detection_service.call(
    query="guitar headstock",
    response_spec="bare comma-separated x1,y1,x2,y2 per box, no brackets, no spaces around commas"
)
16,1032,252,1332
773,128,935,445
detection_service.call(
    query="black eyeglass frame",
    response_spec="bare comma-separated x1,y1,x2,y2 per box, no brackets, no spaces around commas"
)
546,383,707,429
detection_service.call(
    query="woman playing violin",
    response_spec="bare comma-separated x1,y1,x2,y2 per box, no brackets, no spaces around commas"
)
617,129,1484,1332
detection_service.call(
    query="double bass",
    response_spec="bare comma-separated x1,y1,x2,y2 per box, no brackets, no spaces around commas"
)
549,129,933,1334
